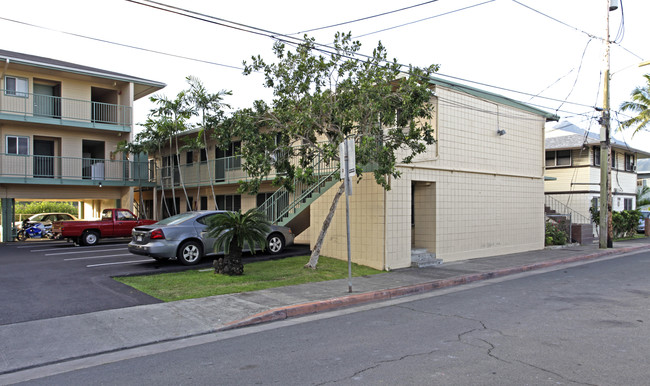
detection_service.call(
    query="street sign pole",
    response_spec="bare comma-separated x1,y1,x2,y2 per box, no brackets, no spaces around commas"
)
340,138,355,293
344,140,352,293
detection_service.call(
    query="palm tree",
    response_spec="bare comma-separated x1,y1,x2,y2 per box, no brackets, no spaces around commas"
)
638,184,650,208
620,74,650,136
187,76,232,210
206,208,270,276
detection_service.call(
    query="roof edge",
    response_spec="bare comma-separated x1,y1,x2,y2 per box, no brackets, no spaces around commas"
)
428,75,560,122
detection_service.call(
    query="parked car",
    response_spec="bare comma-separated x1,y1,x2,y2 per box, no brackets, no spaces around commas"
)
638,210,650,233
15,212,78,230
128,211,295,265
52,209,156,246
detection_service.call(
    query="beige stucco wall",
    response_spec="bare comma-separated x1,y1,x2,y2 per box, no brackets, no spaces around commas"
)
310,86,547,270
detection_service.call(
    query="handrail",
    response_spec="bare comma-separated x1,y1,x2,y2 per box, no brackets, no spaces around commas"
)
0,89,132,127
545,195,591,224
0,153,150,183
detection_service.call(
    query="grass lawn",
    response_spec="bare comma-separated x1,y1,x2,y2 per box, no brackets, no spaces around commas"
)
115,256,383,302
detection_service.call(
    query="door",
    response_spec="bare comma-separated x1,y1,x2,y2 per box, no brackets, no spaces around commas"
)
33,139,54,178
33,83,61,118
114,210,138,236
82,140,105,179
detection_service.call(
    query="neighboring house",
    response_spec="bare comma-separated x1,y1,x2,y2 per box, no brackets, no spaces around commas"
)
638,158,650,188
544,121,650,233
145,76,558,270
0,49,165,241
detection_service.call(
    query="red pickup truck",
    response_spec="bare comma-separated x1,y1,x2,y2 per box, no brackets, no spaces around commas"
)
52,208,157,246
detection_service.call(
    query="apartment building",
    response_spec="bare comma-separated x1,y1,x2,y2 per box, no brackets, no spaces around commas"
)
0,49,165,241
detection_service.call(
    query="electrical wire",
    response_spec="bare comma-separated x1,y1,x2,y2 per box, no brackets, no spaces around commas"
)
556,38,595,113
290,0,440,35
0,16,244,71
352,0,496,39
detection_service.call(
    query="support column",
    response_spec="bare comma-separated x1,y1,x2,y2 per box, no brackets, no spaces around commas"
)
1,198,16,242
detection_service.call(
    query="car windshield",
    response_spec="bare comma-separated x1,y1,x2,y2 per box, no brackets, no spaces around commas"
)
156,212,198,225
29,214,47,221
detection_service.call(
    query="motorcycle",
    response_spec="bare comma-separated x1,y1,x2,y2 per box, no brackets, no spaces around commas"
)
17,219,53,241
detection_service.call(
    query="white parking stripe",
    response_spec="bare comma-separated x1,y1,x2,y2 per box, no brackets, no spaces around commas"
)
17,242,67,248
31,245,127,252
45,248,127,256
64,253,134,261
87,260,152,267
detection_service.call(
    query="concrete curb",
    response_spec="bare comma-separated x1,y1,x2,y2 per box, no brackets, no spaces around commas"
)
219,244,648,331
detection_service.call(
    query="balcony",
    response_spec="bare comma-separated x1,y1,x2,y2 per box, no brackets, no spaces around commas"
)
0,89,132,131
0,153,154,187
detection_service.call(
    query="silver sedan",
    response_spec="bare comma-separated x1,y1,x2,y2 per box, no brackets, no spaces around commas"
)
128,211,295,265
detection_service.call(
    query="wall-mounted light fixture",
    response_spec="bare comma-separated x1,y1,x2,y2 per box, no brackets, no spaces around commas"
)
497,129,506,136
98,182,103,188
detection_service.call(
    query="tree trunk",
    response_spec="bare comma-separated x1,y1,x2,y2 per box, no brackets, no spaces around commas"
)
203,129,218,209
213,239,244,275
305,182,345,269
174,136,192,211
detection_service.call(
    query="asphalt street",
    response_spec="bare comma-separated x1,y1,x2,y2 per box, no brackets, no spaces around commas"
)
0,239,310,325
15,248,650,385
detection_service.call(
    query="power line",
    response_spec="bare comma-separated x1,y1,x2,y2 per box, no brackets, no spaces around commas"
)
132,0,599,110
352,0,495,39
0,16,244,71
0,1,623,119
511,0,644,61
291,0,440,35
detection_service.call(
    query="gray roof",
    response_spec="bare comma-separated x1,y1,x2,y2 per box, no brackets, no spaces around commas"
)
428,75,560,122
546,121,650,158
0,49,165,100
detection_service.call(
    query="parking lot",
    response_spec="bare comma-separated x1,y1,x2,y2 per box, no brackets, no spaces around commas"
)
0,239,310,325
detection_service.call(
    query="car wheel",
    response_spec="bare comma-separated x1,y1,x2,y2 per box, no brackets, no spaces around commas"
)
17,230,26,241
81,230,99,246
267,233,285,255
177,240,203,265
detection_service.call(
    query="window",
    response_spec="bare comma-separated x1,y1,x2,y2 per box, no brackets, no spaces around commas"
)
545,150,571,167
186,196,194,212
200,148,207,163
256,192,274,207
593,147,600,166
625,154,634,172
116,210,136,221
216,141,242,169
6,136,29,155
215,194,241,212
4,76,28,97
611,150,616,168
186,151,193,165
624,198,633,211
200,196,208,210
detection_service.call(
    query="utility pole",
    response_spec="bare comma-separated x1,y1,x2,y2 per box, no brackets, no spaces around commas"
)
599,0,617,248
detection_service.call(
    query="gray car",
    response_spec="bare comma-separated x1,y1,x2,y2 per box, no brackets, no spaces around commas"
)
638,210,650,233
128,211,295,265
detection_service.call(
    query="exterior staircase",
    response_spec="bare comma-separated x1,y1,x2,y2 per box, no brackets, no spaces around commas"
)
544,195,595,245
258,155,339,236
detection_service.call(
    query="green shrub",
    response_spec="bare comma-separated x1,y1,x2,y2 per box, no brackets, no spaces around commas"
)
14,202,78,220
589,208,641,238
545,221,568,245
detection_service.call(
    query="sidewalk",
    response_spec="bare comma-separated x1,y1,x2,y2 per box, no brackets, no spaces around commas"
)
1,239,648,377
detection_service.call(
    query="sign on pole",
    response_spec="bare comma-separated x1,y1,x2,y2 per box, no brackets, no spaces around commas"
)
339,138,355,195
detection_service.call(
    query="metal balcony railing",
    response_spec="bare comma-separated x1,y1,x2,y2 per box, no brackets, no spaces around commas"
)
0,153,152,184
0,89,132,128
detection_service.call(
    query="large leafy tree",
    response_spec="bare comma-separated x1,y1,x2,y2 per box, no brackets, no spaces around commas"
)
207,209,271,275
620,74,650,135
223,32,438,268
